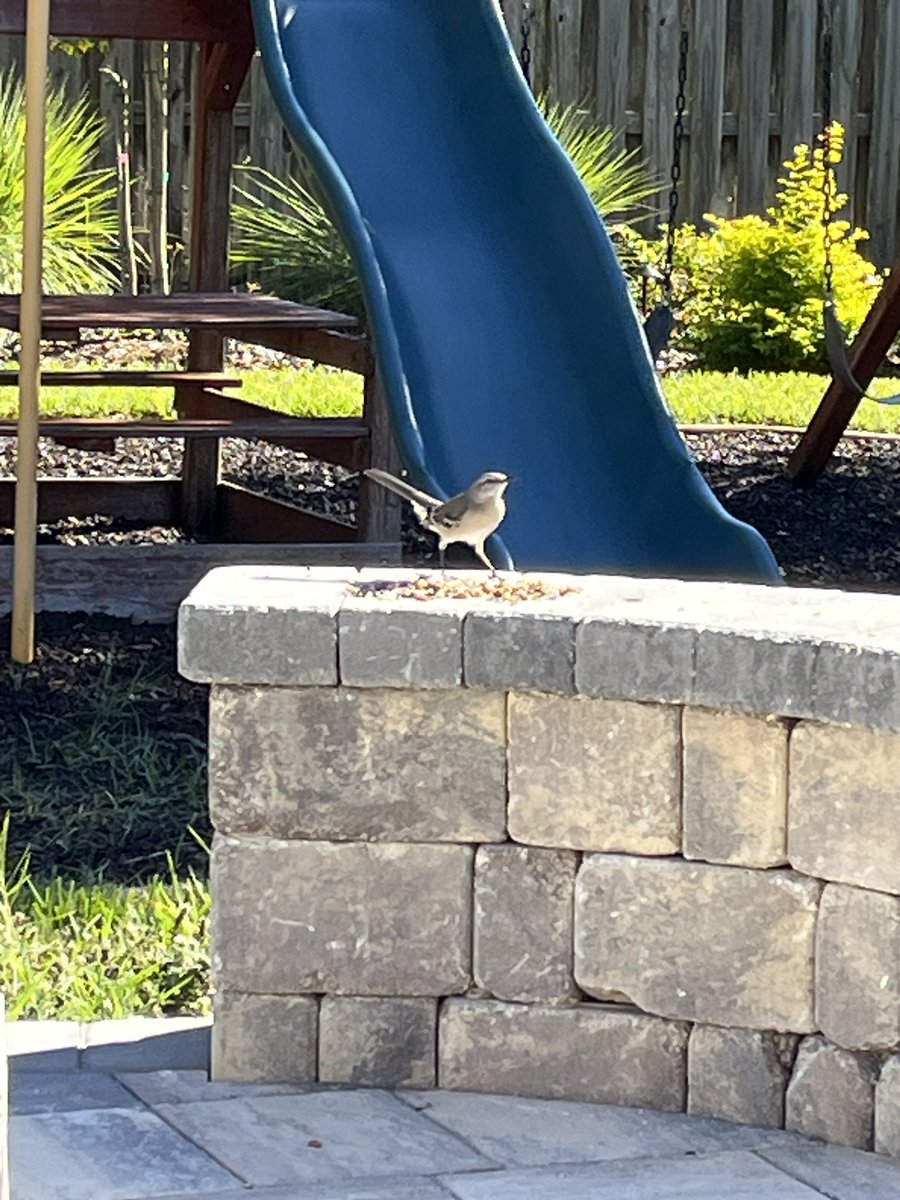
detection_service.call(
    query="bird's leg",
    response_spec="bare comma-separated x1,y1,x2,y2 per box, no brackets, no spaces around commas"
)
474,543,496,574
438,542,446,574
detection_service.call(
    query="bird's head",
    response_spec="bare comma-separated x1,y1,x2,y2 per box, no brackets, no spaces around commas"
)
470,471,511,501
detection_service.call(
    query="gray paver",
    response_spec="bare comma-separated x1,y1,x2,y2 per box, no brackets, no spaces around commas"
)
212,837,473,996
464,611,575,693
760,1139,900,1200
114,1068,310,1107
575,619,696,704
319,997,437,1088
11,1071,140,1116
153,1089,492,1188
9,1106,239,1200
691,630,817,718
6,1022,79,1073
397,1090,799,1166
138,1180,456,1200
209,686,506,842
179,570,351,685
339,603,463,688
438,1150,824,1199
80,1017,211,1072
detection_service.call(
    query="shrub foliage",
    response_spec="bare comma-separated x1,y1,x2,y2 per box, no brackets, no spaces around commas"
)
653,124,880,372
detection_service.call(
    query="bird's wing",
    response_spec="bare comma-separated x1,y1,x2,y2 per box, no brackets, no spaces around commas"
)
431,492,470,529
364,468,440,510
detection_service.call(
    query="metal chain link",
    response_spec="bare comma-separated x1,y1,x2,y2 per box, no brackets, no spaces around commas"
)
821,25,835,297
520,0,532,87
662,30,689,296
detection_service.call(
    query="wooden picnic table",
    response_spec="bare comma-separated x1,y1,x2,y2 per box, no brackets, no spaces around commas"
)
0,292,398,544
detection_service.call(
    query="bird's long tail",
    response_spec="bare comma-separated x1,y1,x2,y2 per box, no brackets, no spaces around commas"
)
363,468,440,510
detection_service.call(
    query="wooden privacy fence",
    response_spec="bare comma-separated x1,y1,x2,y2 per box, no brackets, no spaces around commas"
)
504,0,900,265
0,0,898,279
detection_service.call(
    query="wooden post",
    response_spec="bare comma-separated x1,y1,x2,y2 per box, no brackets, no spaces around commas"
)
180,37,252,536
788,267,900,486
11,0,49,663
358,364,403,545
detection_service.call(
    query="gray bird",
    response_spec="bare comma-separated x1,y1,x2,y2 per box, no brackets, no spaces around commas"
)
364,468,510,570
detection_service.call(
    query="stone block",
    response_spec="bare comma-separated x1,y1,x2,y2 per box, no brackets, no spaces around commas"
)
875,1055,900,1156
209,686,506,842
439,998,688,1110
319,997,437,1088
692,630,816,719
682,709,788,867
789,722,900,894
575,855,819,1032
464,612,575,693
473,845,578,1003
212,992,318,1083
785,1036,876,1149
575,620,696,704
179,574,349,685
687,1024,797,1128
212,835,473,996
815,883,900,1051
1,993,6,1200
813,643,900,732
338,602,462,688
508,694,680,854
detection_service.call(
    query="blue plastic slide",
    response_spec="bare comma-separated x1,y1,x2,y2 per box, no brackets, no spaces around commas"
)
252,0,781,582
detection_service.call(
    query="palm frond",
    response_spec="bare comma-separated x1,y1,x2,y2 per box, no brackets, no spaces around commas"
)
0,69,118,294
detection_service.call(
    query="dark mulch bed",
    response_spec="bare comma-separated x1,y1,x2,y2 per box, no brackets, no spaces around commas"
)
3,426,898,881
683,429,900,591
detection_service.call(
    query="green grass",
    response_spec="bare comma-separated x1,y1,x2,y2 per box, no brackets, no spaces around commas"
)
0,821,210,1021
0,363,364,420
664,370,900,433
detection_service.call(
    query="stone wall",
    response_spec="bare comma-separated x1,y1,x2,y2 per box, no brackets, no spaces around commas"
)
1,992,8,1200
179,566,900,1154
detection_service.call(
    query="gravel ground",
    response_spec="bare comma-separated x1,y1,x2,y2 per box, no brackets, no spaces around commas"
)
1,427,898,591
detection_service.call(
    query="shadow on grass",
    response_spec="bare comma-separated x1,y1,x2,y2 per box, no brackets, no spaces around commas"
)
0,613,210,885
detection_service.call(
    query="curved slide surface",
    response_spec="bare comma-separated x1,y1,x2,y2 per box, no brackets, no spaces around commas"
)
253,0,781,581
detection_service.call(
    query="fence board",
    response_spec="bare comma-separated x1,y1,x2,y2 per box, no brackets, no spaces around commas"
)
641,0,681,220
594,0,630,146
738,0,774,212
868,0,900,264
689,0,727,219
780,0,817,164
831,0,863,201
548,0,582,105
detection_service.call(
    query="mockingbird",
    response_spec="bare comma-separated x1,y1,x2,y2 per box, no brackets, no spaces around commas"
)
364,468,510,570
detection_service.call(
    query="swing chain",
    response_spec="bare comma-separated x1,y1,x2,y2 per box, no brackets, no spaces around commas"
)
520,0,533,88
821,25,835,298
662,29,689,297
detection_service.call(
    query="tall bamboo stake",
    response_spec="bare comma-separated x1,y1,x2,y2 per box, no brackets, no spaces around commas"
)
11,0,49,662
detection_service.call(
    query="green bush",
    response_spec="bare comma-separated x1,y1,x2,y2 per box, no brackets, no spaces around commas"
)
230,100,656,319
0,69,118,294
660,124,880,372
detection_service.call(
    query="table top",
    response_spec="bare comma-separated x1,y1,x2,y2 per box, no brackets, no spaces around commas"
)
0,292,358,332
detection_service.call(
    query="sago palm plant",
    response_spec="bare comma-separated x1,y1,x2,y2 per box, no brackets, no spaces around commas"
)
230,97,656,320
0,69,119,294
